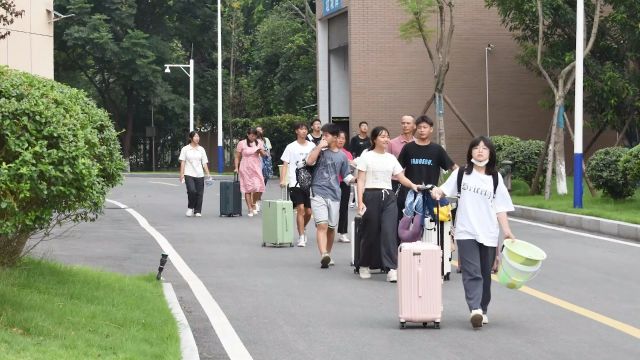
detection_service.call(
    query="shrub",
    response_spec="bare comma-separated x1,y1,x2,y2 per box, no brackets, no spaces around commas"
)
0,67,125,267
620,144,640,185
586,147,634,200
491,135,521,164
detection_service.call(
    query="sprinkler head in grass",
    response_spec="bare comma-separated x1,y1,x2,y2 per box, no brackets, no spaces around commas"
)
156,253,169,280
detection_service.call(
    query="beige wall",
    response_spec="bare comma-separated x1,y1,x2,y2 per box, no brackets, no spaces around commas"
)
317,0,614,165
0,0,54,79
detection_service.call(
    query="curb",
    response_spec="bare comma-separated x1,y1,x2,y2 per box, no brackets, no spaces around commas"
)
162,282,200,360
513,205,640,242
124,173,233,180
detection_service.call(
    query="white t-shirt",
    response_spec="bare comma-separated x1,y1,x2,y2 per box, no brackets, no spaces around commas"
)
356,150,403,189
440,168,515,247
179,145,209,178
280,140,315,187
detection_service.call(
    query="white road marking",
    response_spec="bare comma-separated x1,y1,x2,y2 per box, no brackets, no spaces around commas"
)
510,218,640,248
163,283,200,360
107,199,253,360
150,181,180,187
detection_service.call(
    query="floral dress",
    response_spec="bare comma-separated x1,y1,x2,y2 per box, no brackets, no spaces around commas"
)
236,140,265,193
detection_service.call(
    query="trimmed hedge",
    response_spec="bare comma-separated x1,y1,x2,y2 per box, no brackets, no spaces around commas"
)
491,135,546,187
0,67,124,266
620,144,640,185
586,147,634,200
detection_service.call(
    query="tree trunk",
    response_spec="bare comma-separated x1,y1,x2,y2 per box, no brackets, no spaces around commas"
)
122,92,135,160
0,232,31,267
530,119,553,195
544,103,560,199
443,94,476,138
554,123,568,195
614,116,634,146
435,92,446,149
421,94,435,116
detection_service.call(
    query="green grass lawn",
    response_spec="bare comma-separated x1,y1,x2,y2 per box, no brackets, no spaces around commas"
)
0,258,180,360
510,177,640,225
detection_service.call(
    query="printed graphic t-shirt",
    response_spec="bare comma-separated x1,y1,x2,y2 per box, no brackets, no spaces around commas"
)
440,168,515,247
397,142,454,186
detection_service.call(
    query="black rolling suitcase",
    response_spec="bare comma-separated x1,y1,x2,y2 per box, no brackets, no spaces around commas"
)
220,173,242,216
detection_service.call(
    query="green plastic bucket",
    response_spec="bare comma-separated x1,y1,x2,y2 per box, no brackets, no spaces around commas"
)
497,248,543,289
502,238,547,267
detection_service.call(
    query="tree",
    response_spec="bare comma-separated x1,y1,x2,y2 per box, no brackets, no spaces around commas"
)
486,0,602,199
0,0,24,40
585,0,640,147
0,67,124,267
398,0,476,149
54,0,185,160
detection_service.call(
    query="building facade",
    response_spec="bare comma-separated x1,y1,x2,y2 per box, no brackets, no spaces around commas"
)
316,0,610,163
0,0,54,79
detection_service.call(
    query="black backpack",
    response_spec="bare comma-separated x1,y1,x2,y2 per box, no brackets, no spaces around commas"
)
295,160,314,192
456,166,498,199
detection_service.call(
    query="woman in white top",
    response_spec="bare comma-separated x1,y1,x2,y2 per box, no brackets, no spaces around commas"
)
179,131,212,217
431,136,515,329
356,126,420,283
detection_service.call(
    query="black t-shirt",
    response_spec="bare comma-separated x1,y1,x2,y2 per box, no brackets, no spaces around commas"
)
307,133,322,145
349,135,371,158
397,142,454,186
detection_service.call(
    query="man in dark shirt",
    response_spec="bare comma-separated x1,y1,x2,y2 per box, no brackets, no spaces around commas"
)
397,115,457,222
307,118,323,145
348,121,371,158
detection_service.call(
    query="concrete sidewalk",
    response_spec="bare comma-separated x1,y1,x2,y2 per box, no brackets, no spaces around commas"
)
513,205,640,242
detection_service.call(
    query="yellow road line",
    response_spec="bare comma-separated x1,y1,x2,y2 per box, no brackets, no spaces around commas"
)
450,260,640,339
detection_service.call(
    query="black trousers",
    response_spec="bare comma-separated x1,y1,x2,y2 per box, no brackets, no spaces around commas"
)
185,175,205,213
360,189,398,270
338,182,350,234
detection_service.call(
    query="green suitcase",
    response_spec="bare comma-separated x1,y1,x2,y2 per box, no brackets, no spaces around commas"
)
262,188,294,247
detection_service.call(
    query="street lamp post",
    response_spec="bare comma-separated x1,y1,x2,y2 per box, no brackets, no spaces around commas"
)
164,58,195,132
574,1,584,208
485,43,495,136
217,0,223,174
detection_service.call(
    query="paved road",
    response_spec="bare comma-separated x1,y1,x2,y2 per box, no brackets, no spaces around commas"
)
33,177,640,360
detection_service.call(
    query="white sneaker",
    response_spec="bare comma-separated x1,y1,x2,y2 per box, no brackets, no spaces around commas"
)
296,236,306,247
247,211,254,217
252,209,259,215
470,309,483,329
185,209,194,217
337,233,350,243
194,213,202,217
255,202,261,212
359,266,371,279
386,269,397,282
482,314,489,324
328,254,335,266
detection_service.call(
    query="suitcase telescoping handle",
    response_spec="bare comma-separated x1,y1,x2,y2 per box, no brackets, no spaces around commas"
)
281,186,289,201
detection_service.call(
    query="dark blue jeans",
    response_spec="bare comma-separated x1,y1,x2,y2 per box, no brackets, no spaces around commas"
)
185,175,205,213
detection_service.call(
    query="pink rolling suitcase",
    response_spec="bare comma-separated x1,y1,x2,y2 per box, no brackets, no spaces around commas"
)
398,241,443,329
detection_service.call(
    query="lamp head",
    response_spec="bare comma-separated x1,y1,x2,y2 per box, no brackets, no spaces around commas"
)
487,43,495,51
164,66,171,73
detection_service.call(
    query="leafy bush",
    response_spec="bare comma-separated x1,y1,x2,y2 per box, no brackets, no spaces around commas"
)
490,135,546,187
586,147,634,200
0,67,125,267
620,144,640,185
226,114,307,173
491,135,521,164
